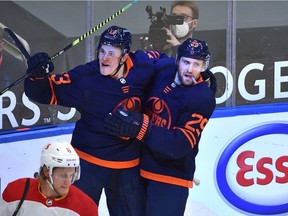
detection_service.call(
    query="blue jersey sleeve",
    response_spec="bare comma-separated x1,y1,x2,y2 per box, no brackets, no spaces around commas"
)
24,61,98,108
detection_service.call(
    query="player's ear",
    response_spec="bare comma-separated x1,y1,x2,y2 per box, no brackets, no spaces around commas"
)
120,53,129,64
175,56,180,66
42,166,50,177
45,171,50,177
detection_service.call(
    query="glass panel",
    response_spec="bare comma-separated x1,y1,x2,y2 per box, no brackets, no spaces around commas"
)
235,1,288,106
3,1,287,130
0,1,84,131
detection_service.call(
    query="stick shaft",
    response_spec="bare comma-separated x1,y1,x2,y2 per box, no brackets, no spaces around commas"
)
0,74,29,95
0,0,138,96
50,0,138,60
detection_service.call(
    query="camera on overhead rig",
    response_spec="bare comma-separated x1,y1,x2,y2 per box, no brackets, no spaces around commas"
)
143,5,184,51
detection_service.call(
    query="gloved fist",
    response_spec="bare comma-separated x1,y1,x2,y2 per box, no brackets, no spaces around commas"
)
104,109,151,142
201,69,217,95
26,52,54,79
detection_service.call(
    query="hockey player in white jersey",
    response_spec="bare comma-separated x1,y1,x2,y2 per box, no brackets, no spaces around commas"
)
0,141,98,216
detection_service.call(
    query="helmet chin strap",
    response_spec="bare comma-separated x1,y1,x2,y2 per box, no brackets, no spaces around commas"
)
110,53,126,78
46,178,54,191
46,177,62,197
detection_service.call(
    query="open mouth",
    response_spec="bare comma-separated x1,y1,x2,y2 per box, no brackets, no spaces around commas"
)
184,74,197,84
184,74,194,80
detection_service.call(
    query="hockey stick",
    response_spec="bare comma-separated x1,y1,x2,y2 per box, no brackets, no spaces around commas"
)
4,28,31,60
0,28,30,95
0,0,138,96
50,0,138,60
0,22,31,61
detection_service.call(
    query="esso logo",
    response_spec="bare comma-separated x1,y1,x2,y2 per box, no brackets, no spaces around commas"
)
216,123,288,215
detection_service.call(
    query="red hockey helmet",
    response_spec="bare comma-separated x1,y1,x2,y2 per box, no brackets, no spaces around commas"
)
98,25,132,54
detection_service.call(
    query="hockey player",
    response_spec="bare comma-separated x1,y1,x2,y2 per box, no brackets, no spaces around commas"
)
0,141,98,216
23,26,167,216
105,38,216,216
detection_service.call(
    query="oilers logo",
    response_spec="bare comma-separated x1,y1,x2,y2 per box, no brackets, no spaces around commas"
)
114,97,142,113
146,97,171,128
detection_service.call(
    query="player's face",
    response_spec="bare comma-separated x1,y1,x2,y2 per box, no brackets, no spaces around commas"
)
177,57,205,86
98,44,123,76
51,167,75,196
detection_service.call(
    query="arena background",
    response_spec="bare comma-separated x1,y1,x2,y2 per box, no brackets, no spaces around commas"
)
0,1,288,215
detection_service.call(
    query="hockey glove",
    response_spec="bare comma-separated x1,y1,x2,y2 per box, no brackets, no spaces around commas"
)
201,70,217,95
104,109,152,142
26,52,54,79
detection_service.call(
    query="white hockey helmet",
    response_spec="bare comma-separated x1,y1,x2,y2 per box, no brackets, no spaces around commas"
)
41,141,80,182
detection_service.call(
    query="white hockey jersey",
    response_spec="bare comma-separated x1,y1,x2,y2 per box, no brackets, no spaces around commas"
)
0,178,98,216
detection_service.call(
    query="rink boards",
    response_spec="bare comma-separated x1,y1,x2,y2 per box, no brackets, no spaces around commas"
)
0,104,288,216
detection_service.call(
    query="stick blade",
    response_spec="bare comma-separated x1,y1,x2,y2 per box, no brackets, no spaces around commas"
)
3,28,31,60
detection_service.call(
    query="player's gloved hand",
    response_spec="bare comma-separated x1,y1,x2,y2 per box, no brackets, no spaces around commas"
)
26,52,54,79
201,70,217,95
104,108,152,142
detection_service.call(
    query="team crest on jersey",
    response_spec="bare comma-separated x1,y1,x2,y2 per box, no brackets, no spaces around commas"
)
114,97,141,112
46,199,53,206
119,78,126,84
146,97,171,128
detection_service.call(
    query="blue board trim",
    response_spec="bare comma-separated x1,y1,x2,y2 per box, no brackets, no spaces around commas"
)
0,103,287,144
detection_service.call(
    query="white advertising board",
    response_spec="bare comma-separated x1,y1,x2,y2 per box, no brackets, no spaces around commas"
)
0,109,287,216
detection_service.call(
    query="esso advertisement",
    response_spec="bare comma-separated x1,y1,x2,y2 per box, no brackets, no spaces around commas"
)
216,123,288,215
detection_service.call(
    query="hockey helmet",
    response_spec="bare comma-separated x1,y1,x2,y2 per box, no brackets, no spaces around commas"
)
177,38,211,68
41,141,80,182
98,25,132,54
